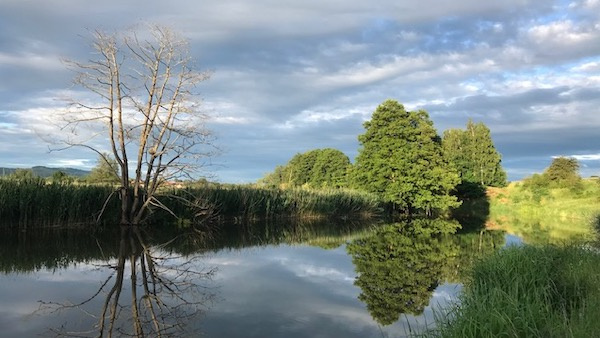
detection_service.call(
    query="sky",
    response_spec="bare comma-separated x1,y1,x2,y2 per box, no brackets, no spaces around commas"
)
0,0,599,182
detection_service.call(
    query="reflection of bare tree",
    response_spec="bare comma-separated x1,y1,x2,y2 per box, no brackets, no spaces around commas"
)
37,226,216,337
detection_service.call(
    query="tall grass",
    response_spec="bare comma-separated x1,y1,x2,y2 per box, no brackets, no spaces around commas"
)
424,245,600,338
0,178,385,228
0,178,118,228
162,185,385,221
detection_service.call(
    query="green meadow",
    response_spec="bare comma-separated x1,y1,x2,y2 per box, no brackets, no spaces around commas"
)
486,179,600,243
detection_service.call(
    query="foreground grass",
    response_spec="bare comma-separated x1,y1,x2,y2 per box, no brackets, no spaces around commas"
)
424,244,600,338
486,180,600,243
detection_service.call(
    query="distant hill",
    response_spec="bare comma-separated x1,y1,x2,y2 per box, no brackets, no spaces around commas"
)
0,166,90,178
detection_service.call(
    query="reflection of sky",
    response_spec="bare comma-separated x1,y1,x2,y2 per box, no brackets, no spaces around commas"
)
198,244,461,337
0,243,462,338
504,233,525,247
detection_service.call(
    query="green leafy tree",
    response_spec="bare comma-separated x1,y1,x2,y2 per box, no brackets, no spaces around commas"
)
521,157,583,198
346,219,460,325
287,150,319,186
443,120,507,189
260,148,351,189
308,148,350,188
352,100,460,214
87,154,120,184
544,157,581,186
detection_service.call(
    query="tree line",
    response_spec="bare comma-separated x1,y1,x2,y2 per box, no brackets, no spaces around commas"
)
260,99,507,214
1,154,121,185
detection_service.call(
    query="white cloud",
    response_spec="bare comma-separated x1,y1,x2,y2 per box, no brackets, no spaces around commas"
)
564,153,600,161
48,159,93,168
0,51,63,70
571,61,600,72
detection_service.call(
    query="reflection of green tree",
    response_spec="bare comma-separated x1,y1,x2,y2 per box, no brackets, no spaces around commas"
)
205,219,378,251
347,219,460,325
443,229,506,283
0,220,378,273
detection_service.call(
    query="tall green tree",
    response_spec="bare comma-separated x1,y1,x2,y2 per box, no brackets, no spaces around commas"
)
259,165,288,188
544,157,580,185
353,100,460,214
443,120,507,188
308,148,350,188
260,148,351,189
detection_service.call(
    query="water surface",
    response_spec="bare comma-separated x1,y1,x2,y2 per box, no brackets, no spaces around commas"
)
0,219,506,337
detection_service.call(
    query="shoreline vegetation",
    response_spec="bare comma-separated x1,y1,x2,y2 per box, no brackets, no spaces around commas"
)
423,244,600,338
421,178,600,338
486,179,600,243
0,178,386,229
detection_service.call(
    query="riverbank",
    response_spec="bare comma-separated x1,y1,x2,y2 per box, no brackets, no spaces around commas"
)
485,180,600,243
425,243,600,337
423,181,600,337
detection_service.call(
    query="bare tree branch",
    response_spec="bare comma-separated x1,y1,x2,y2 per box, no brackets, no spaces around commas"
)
54,25,217,225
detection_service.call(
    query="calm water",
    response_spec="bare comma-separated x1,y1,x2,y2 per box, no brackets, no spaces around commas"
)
0,219,507,337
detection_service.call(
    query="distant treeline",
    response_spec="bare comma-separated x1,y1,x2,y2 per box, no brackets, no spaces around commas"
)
0,166,90,178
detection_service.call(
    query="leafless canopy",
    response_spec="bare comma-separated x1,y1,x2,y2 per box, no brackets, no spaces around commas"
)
61,25,215,225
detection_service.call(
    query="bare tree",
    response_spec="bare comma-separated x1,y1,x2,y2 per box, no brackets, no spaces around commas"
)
59,25,215,225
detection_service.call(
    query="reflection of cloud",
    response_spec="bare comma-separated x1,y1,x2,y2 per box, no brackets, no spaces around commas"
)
292,264,355,283
432,284,462,302
205,257,245,266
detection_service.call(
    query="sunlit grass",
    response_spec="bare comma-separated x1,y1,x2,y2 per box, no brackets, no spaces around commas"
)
163,184,385,221
422,244,600,338
486,180,600,243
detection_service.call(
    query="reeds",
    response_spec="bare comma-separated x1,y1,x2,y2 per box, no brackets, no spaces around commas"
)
423,244,600,337
0,178,118,228
0,178,385,228
161,185,385,222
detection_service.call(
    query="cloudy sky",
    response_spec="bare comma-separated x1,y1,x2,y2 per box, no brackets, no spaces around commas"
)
1,0,599,182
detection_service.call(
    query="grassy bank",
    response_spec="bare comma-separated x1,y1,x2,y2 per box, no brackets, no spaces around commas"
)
425,244,600,337
486,180,600,243
0,179,385,228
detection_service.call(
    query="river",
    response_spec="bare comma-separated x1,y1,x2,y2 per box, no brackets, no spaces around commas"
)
0,219,512,337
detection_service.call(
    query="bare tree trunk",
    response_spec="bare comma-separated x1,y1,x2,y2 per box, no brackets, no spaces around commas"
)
57,25,215,225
